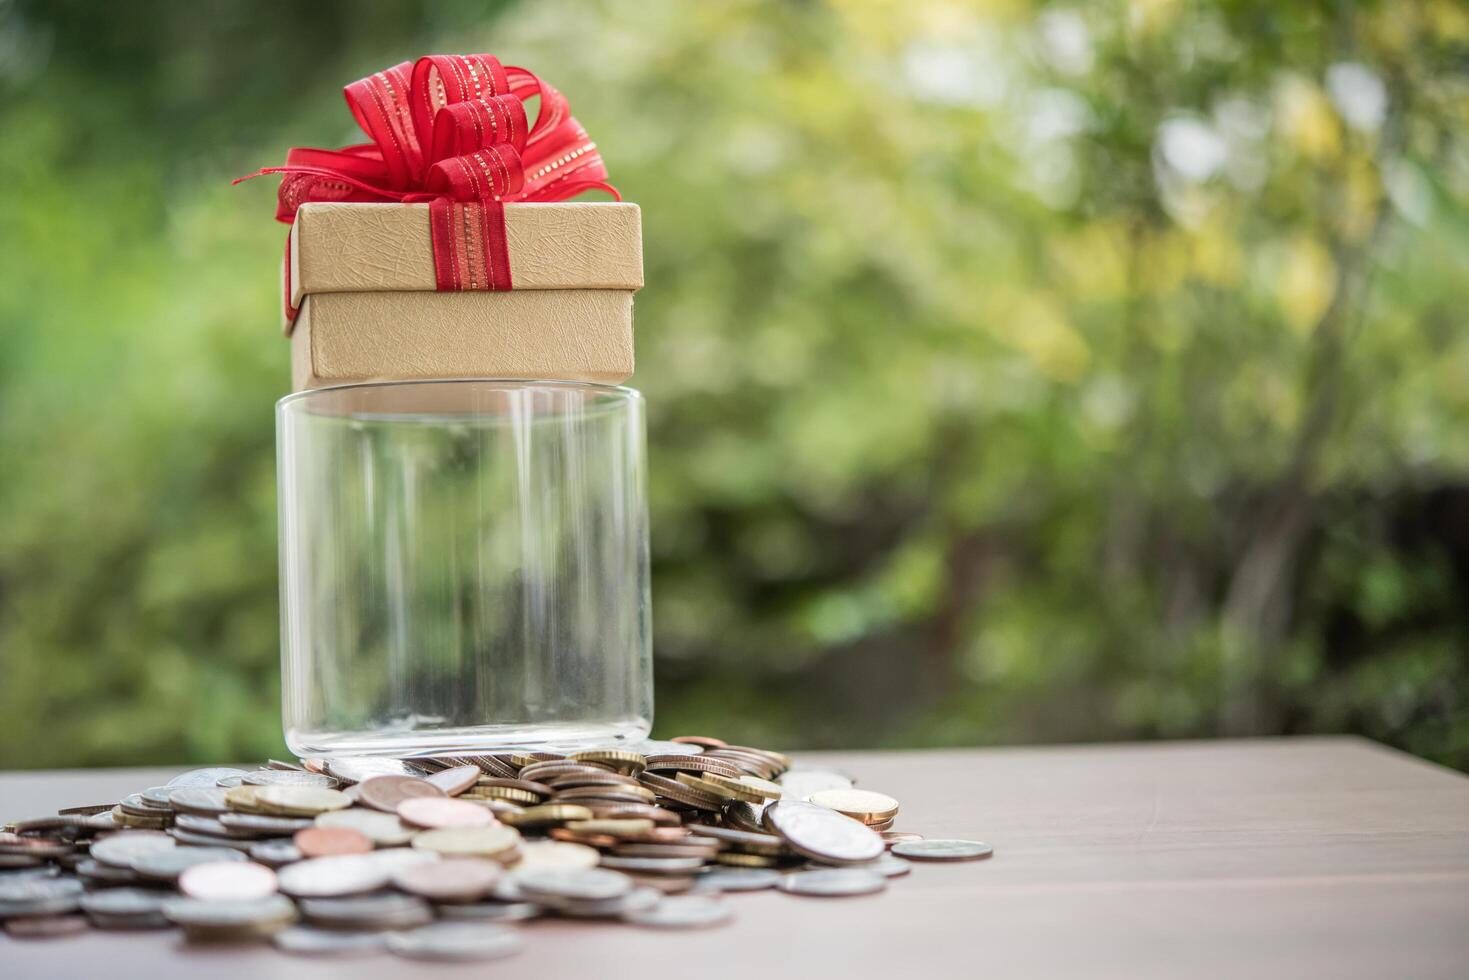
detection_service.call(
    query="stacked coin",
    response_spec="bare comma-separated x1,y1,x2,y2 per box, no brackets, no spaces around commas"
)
0,737,993,955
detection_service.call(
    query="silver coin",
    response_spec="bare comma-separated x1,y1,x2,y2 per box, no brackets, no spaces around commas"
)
163,894,298,928
248,841,303,867
0,877,83,917
890,839,993,862
298,893,433,930
80,887,167,917
314,808,417,846
274,926,387,956
555,886,662,918
89,831,176,868
166,768,248,788
385,921,524,962
132,846,246,879
0,866,60,883
169,829,257,852
763,800,884,865
267,759,305,772
777,769,854,800
242,770,339,788
173,813,233,837
434,901,541,922
0,853,45,869
74,859,138,884
277,850,435,898
626,739,703,757
623,895,733,929
512,867,633,903
491,876,525,902
87,910,171,930
777,868,887,897
722,800,770,833
871,853,913,877
139,786,175,807
688,868,782,892
324,758,429,785
218,812,314,837
684,825,784,849
119,793,172,815
167,787,231,816
277,855,391,898
597,855,706,874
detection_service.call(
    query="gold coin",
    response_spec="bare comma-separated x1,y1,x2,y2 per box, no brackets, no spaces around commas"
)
410,825,522,860
713,852,778,868
569,750,647,775
224,786,266,814
674,772,734,799
698,772,782,803
499,804,593,829
510,840,600,871
807,789,899,824
111,807,168,829
735,776,784,800
563,819,655,837
254,786,352,817
463,786,540,805
554,784,657,804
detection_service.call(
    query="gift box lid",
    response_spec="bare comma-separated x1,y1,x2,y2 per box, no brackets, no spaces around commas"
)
288,201,643,310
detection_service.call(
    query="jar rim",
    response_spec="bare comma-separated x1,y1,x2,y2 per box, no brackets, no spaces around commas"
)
278,377,640,411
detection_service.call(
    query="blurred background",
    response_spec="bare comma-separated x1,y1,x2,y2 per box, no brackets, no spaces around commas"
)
2,0,1468,770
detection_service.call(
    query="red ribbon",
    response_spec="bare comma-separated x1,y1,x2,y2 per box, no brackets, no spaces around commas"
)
235,54,619,319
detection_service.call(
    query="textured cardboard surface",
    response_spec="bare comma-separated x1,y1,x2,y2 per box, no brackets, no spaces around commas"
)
289,202,643,308
291,290,635,390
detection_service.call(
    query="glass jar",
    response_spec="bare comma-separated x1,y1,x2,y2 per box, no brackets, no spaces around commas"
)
276,380,652,758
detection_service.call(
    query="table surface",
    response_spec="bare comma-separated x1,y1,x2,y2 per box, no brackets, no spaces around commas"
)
1,736,1467,979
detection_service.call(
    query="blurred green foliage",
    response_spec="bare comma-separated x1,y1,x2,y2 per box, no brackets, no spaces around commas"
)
2,0,1467,769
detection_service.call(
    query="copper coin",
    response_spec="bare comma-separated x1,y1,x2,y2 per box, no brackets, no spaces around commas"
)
542,771,642,789
359,776,446,813
638,773,724,812
5,914,90,939
548,828,620,848
585,803,681,825
397,797,495,830
294,826,373,858
177,861,279,901
613,827,694,844
391,858,502,903
425,765,481,797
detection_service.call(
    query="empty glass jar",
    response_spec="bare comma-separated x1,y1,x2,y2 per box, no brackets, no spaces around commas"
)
277,380,652,758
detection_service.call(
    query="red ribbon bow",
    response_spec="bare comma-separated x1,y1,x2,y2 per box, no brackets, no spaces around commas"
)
236,54,618,317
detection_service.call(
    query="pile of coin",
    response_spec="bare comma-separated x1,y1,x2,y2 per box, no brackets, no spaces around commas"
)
0,737,992,959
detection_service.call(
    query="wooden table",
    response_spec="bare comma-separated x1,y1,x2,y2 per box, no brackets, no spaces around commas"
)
2,737,1467,978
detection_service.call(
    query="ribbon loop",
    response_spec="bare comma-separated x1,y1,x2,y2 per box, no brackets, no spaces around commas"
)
428,95,528,165
236,53,619,315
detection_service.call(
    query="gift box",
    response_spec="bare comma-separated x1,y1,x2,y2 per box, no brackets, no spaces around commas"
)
287,201,642,390
241,53,642,391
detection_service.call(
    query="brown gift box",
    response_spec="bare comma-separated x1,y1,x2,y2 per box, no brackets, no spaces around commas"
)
285,201,643,390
